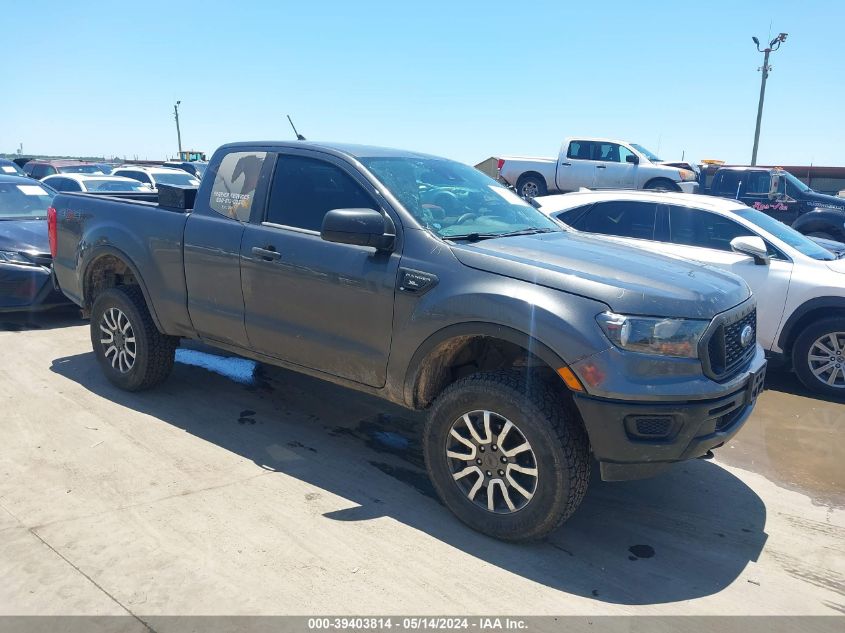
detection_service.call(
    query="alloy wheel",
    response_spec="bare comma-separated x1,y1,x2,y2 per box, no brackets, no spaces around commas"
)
807,332,845,389
99,307,137,374
446,410,538,514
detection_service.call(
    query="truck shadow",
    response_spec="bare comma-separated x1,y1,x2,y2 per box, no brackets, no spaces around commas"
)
50,349,768,606
0,306,84,333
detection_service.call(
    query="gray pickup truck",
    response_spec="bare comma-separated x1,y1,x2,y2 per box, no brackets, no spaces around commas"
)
51,141,766,541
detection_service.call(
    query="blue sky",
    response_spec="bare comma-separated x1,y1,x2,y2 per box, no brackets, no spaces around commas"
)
2,1,843,166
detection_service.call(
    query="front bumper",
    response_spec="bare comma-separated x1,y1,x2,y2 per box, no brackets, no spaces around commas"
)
677,181,700,194
573,352,767,481
0,264,73,313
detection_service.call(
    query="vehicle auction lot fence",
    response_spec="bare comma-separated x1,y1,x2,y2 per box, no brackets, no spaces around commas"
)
0,312,843,617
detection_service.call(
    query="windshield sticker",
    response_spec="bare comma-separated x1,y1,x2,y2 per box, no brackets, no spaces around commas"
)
2,166,17,173
16,185,49,196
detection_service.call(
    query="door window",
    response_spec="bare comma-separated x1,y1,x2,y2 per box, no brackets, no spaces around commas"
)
713,171,742,196
209,151,268,221
668,205,753,251
265,155,376,231
566,141,595,161
744,171,772,195
618,145,636,164
594,142,621,162
581,201,658,240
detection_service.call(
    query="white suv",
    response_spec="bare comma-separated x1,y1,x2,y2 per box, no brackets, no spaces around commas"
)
111,165,200,190
536,190,845,397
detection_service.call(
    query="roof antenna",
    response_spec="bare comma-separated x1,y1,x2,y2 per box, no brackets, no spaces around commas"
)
287,115,306,141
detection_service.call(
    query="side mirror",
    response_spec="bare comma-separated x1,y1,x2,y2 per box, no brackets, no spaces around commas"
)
321,208,395,251
625,154,639,165
731,235,770,265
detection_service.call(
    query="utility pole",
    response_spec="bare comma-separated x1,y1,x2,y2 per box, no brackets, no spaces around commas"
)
173,100,183,157
750,32,787,166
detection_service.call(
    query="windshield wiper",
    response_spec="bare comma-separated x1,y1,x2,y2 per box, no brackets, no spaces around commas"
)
443,228,557,242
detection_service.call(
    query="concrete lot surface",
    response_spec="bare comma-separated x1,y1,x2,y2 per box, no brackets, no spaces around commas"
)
0,311,843,617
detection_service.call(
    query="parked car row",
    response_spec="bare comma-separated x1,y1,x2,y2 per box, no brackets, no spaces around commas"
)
12,157,206,191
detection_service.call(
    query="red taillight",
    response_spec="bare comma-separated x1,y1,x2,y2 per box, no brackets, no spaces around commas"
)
496,158,505,172
48,206,57,258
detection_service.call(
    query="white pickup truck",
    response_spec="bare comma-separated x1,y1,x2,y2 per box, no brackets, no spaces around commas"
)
498,137,699,198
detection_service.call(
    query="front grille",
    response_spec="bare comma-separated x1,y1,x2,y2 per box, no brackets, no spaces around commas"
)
705,305,756,380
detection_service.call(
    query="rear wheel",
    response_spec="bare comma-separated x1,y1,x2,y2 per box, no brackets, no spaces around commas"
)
423,369,590,541
90,286,177,391
516,175,547,199
792,317,845,398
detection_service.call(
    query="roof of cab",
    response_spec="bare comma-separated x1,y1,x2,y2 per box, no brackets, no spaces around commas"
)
217,141,445,161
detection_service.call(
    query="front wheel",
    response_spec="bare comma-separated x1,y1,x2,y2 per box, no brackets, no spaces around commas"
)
643,178,679,191
792,318,845,398
423,370,590,541
90,286,177,391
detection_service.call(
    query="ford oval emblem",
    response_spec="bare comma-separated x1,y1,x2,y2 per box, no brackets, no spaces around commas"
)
740,324,754,348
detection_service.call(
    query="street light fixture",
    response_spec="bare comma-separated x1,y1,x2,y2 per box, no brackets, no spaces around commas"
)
750,32,787,166
173,100,183,157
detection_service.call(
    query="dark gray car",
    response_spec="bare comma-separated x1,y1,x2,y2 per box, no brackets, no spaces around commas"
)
51,141,766,541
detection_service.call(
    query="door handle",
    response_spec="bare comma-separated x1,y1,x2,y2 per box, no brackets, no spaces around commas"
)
252,246,281,261
596,165,607,169
560,162,572,166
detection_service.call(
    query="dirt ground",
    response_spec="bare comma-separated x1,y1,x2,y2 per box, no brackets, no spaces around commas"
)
0,310,843,617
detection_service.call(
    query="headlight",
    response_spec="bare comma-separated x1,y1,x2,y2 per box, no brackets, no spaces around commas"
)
0,250,36,266
678,169,697,182
596,312,709,358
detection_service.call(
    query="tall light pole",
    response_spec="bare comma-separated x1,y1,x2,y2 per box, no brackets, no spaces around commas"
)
750,32,787,166
173,100,183,157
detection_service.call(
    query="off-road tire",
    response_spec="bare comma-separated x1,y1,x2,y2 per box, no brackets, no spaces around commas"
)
792,317,845,398
423,369,590,541
90,286,177,391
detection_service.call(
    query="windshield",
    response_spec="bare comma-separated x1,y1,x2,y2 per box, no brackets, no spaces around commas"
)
190,163,207,178
153,172,201,186
630,143,662,162
360,156,560,239
84,178,150,192
0,182,55,219
781,171,811,195
58,164,104,174
735,208,834,260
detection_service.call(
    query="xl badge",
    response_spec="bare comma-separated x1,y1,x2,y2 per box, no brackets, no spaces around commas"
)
740,324,754,348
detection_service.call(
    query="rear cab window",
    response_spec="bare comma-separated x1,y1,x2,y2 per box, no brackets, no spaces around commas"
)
209,151,268,221
567,141,595,161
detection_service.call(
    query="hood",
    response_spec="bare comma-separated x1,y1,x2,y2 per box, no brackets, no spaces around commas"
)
449,231,750,319
810,236,845,258
805,190,845,212
0,218,49,255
